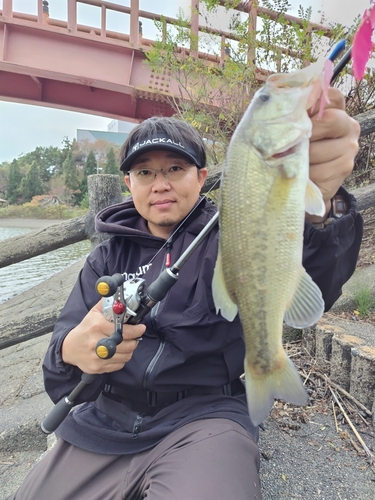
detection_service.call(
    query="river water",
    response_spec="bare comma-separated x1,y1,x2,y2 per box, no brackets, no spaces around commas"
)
0,224,91,304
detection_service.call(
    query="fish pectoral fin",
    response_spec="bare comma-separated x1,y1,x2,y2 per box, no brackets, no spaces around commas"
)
305,179,326,217
245,353,307,426
212,248,238,321
284,268,325,328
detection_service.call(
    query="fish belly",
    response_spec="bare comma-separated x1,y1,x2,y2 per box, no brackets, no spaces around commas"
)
219,143,308,425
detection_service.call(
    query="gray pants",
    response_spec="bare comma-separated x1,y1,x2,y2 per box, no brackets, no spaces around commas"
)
8,418,261,500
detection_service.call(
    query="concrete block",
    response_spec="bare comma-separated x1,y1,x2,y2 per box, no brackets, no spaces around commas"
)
315,321,345,363
350,345,375,411
302,325,316,356
330,334,364,392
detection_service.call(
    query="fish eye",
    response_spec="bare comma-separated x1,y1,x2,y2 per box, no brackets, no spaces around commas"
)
258,93,270,102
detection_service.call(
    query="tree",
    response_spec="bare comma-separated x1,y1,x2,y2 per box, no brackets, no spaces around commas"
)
0,164,8,199
6,159,23,204
57,136,74,176
21,161,44,202
63,150,81,204
19,146,61,182
80,149,97,196
145,0,342,166
104,147,119,175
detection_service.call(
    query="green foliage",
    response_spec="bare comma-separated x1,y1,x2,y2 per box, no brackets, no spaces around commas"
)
353,285,374,317
84,150,98,177
80,149,97,196
18,146,61,182
80,192,89,209
63,150,82,205
59,136,74,174
104,147,119,175
146,0,329,165
6,159,23,204
21,161,44,202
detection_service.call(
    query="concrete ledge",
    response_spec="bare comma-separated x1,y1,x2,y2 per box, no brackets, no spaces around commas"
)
351,345,375,411
331,334,364,392
0,259,85,349
302,314,375,421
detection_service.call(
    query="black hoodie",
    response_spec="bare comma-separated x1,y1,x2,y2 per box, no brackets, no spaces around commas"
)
42,192,362,454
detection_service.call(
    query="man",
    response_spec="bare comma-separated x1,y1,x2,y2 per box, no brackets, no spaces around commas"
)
8,88,362,500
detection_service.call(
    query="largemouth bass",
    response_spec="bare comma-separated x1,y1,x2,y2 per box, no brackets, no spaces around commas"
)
212,63,328,426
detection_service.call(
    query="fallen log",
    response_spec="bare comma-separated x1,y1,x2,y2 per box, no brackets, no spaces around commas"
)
0,216,87,269
356,109,375,137
351,183,375,212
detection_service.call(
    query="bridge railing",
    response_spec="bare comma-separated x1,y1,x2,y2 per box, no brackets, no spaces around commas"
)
1,0,331,71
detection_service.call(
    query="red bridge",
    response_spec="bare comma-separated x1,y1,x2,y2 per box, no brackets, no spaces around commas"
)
0,0,328,123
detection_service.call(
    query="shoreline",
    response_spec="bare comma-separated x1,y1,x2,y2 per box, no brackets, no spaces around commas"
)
0,218,64,229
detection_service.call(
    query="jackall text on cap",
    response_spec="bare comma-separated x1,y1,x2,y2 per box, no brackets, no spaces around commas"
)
120,134,203,172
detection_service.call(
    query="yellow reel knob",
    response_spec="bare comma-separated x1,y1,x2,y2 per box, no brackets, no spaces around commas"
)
96,345,109,359
96,282,111,296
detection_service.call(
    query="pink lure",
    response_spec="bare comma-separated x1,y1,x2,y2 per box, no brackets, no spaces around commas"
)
352,3,375,80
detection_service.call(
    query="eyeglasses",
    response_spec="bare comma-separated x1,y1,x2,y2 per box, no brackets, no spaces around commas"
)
127,164,197,185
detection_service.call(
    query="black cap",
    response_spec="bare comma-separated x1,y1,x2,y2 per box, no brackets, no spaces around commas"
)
120,133,204,172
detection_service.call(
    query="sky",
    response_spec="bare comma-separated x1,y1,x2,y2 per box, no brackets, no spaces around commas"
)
0,0,371,163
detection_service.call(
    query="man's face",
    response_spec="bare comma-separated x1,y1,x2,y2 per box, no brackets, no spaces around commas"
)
125,150,208,238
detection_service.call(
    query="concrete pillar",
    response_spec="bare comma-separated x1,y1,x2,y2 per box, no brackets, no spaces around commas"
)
330,334,364,392
350,345,375,411
302,325,317,356
314,321,345,365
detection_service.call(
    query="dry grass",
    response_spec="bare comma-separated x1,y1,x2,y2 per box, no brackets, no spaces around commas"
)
271,340,375,469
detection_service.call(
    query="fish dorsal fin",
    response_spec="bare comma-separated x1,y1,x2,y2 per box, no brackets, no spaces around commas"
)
212,248,238,321
305,179,326,217
284,268,324,328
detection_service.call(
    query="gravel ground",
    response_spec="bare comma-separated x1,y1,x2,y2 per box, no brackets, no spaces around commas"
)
1,409,374,500
259,409,375,500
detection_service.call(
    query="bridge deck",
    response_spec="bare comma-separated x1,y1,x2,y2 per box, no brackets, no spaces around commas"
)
0,0,329,121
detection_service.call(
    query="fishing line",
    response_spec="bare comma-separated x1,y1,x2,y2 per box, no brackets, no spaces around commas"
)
145,174,222,268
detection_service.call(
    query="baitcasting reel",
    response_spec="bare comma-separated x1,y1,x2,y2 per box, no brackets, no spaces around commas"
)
95,275,146,359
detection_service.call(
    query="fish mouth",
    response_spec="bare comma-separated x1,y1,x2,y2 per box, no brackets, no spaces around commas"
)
271,145,299,159
268,138,304,160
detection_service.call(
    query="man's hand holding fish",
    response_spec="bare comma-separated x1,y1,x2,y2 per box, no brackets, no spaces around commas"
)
307,87,361,224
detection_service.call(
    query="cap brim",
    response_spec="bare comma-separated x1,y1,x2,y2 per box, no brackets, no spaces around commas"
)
120,143,201,172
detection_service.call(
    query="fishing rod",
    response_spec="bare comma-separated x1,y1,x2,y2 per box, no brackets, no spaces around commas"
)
331,47,352,83
41,211,219,434
327,38,352,84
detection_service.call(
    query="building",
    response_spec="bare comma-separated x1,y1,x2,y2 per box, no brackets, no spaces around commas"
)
77,120,137,148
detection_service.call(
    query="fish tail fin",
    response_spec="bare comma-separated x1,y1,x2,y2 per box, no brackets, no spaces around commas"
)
212,247,238,321
245,352,308,427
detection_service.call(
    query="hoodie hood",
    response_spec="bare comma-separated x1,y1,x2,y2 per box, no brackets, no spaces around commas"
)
95,196,217,248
